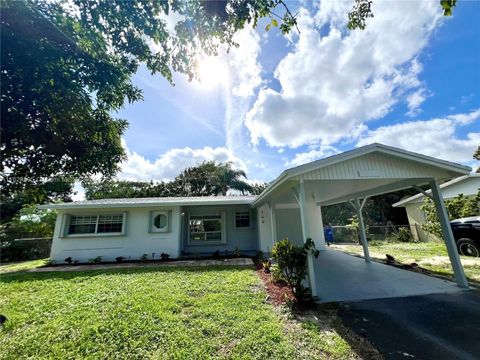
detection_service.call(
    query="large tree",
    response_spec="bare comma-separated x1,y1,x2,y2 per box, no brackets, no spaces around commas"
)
1,0,298,195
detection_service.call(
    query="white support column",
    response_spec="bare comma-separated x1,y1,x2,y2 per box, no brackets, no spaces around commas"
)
429,179,469,288
351,198,371,262
298,179,318,297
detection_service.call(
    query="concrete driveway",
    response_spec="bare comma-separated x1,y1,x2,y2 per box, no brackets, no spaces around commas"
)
339,292,480,360
313,250,463,303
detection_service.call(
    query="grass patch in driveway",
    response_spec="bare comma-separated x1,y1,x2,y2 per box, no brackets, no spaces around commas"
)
0,264,374,359
332,242,480,285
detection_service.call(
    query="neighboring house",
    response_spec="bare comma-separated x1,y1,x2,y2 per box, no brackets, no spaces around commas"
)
393,174,480,241
43,143,472,269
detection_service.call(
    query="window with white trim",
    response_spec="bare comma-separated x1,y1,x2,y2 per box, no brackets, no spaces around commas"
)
66,214,125,236
150,211,170,233
235,211,251,229
189,214,224,243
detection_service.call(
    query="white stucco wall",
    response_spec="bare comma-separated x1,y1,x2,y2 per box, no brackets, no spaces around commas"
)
50,206,181,263
275,208,303,245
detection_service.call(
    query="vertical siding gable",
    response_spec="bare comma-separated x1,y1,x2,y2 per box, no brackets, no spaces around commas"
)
293,152,452,181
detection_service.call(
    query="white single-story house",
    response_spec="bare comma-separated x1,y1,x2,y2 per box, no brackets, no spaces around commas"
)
393,174,480,241
44,143,473,294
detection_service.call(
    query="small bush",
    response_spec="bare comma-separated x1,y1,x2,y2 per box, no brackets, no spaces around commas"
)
140,254,149,262
254,251,266,263
88,256,102,264
234,247,241,257
262,260,271,273
115,256,125,263
160,253,170,261
64,257,73,264
393,227,413,242
271,265,286,284
272,238,319,302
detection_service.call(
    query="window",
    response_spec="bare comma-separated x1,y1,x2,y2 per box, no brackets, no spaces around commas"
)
235,211,251,229
66,214,125,236
189,214,224,243
97,215,124,233
150,211,170,233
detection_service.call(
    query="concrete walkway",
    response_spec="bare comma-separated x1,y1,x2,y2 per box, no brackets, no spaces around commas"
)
313,250,464,303
30,257,253,272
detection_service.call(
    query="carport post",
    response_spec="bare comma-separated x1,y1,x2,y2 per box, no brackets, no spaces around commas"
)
298,179,318,298
429,179,469,288
354,197,371,262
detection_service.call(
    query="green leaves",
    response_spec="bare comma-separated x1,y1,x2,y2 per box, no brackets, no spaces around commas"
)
1,0,301,198
421,190,480,237
348,0,458,30
440,0,457,16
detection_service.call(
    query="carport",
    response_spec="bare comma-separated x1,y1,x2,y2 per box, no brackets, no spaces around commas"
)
252,143,471,300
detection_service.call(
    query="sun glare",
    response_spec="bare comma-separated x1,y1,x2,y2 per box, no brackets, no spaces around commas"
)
197,57,229,89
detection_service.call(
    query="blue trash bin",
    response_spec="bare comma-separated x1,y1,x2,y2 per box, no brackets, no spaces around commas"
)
324,226,334,244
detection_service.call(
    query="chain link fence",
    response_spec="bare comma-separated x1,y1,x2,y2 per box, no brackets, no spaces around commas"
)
1,230,52,262
327,225,417,244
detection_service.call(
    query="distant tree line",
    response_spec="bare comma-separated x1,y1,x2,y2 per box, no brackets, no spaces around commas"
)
83,161,267,200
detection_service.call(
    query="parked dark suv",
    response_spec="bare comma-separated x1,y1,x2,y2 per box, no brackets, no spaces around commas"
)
451,216,480,257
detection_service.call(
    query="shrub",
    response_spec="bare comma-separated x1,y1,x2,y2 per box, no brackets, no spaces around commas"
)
88,256,102,264
254,251,266,263
140,254,149,262
271,265,286,284
271,238,320,302
160,253,170,261
234,247,241,257
64,257,73,264
393,227,413,242
421,191,480,237
115,256,125,263
262,260,271,273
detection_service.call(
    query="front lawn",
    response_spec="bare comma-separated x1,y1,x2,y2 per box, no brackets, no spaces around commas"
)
0,258,49,274
0,264,376,359
332,242,480,285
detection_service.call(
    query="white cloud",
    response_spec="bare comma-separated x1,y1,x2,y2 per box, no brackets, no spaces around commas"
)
286,145,340,167
406,88,429,117
119,140,244,182
357,109,480,164
447,109,480,125
228,27,263,98
245,1,443,148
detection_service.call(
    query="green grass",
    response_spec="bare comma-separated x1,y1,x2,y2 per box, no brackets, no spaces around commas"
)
333,242,480,284
0,265,365,359
0,258,49,274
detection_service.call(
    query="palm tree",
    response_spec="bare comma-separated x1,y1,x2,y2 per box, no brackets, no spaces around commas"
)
215,162,252,196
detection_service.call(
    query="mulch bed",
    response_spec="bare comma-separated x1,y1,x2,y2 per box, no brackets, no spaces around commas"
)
254,261,294,306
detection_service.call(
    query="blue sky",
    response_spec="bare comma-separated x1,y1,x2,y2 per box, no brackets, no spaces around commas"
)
114,0,480,186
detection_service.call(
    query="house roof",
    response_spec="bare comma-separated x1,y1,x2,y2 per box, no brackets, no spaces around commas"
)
251,143,471,207
392,173,480,207
40,196,257,210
